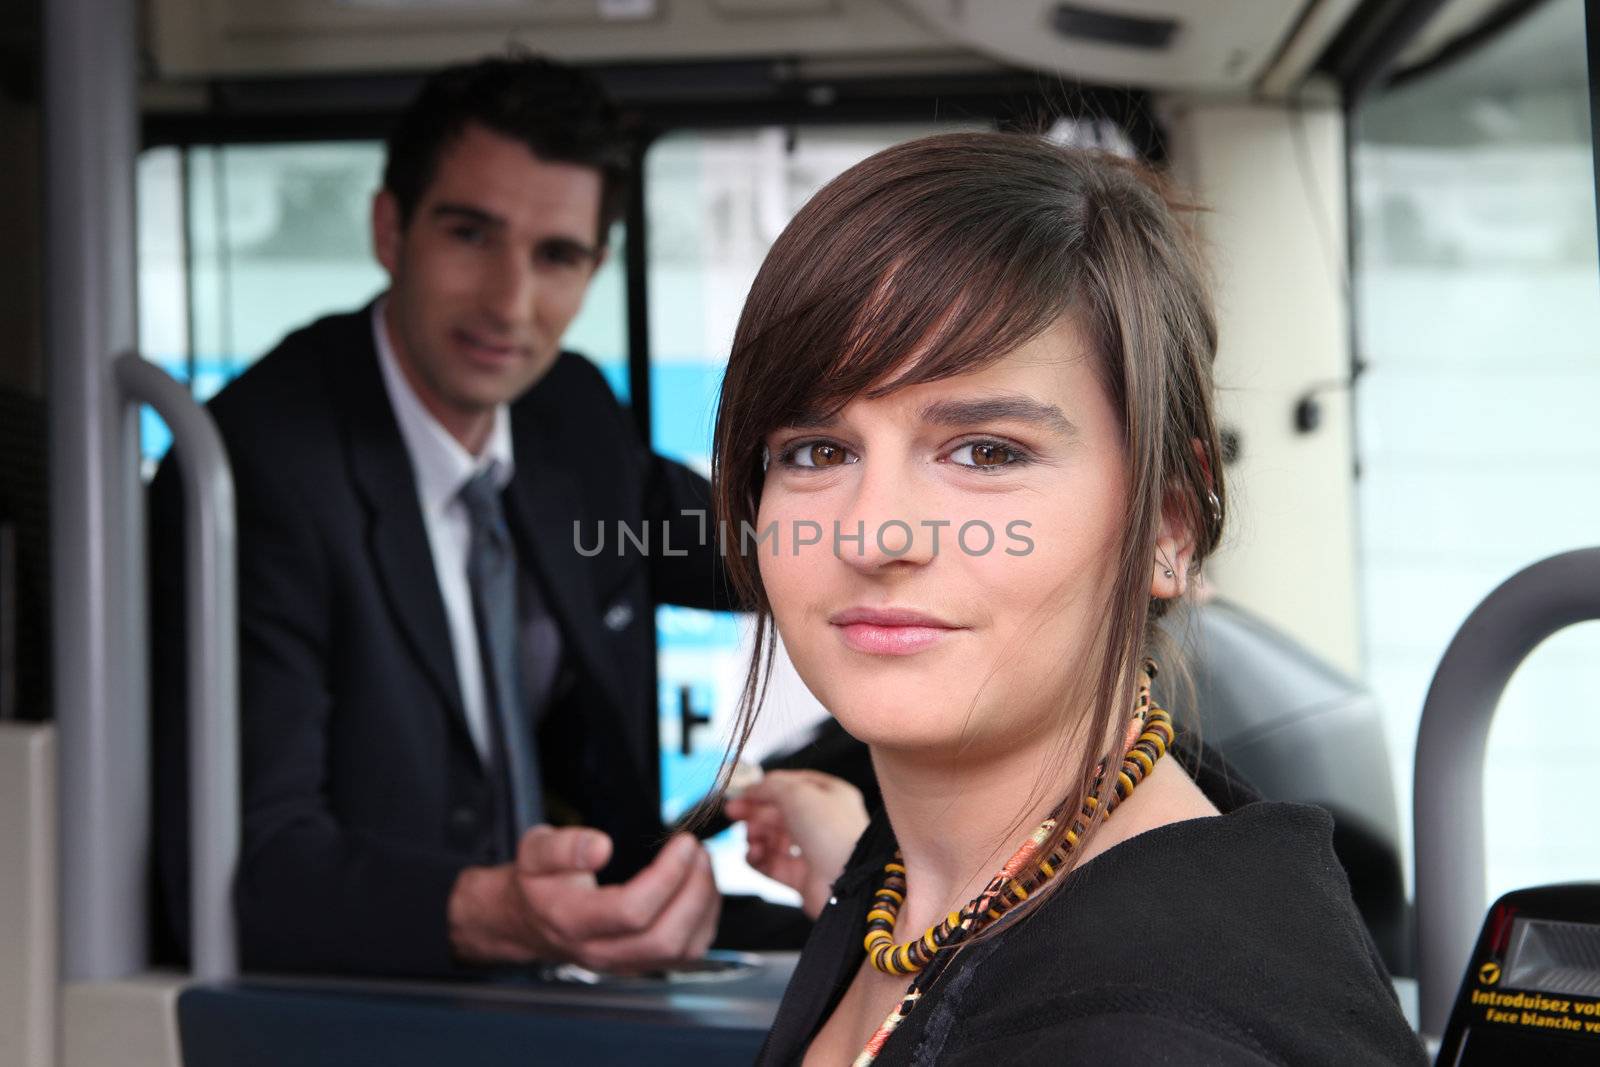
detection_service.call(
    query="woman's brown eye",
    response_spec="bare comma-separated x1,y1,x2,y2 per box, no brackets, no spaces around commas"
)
809,443,845,467
953,442,1017,468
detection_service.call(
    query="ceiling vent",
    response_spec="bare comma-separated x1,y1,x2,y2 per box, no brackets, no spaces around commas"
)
1051,3,1179,50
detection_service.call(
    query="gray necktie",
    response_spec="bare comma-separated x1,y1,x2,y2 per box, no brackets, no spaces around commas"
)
460,466,544,844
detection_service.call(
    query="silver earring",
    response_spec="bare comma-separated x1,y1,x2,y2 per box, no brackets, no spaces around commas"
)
1163,566,1174,579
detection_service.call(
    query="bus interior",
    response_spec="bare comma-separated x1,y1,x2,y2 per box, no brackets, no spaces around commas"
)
1,0,1598,1063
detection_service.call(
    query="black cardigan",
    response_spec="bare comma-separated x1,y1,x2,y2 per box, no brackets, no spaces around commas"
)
757,749,1428,1066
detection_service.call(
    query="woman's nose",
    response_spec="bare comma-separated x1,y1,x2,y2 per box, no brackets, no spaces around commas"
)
833,458,938,572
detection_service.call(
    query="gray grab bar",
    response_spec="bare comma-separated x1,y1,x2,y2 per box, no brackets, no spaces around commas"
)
116,354,240,981
1413,546,1600,1038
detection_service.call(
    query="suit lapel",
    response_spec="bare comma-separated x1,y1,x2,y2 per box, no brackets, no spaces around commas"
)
332,313,476,756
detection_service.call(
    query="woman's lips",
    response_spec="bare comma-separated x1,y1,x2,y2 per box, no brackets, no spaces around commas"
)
835,622,956,656
828,608,961,656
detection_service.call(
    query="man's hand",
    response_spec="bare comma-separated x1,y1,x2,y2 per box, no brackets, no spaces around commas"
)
724,770,869,919
448,826,720,972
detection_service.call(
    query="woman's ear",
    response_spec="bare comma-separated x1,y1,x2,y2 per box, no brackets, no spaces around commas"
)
1150,495,1197,601
1150,437,1212,601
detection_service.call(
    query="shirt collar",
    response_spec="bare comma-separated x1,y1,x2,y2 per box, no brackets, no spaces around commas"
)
372,296,514,517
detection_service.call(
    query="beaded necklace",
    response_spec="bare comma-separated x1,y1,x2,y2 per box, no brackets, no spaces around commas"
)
851,663,1174,1066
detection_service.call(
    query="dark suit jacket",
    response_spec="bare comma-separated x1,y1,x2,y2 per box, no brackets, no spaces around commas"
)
151,305,736,977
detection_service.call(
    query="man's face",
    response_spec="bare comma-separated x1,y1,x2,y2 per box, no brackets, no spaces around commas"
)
373,122,606,447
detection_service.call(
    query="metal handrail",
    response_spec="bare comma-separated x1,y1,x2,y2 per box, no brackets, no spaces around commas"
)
116,354,240,980
1413,546,1600,1038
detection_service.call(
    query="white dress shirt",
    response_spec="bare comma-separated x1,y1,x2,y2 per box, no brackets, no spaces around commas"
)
372,299,511,764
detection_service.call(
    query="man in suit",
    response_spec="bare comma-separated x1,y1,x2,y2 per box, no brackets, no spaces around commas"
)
152,56,765,978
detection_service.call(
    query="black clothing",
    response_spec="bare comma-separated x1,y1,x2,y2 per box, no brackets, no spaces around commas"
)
0,387,49,721
150,305,764,977
758,750,1428,1066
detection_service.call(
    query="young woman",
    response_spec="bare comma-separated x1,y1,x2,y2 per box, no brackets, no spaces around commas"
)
713,133,1425,1066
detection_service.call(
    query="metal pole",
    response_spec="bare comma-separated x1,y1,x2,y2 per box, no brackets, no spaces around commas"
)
115,355,239,980
1413,546,1600,1038
44,0,144,978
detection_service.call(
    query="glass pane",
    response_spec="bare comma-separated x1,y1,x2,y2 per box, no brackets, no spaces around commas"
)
136,146,189,467
1352,0,1600,901
645,123,986,899
190,142,389,399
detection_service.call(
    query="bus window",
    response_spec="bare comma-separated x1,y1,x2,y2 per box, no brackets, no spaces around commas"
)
136,146,188,466
1351,0,1600,904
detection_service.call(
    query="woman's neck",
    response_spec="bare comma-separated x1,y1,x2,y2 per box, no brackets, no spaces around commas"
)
868,728,1093,938
868,708,1220,944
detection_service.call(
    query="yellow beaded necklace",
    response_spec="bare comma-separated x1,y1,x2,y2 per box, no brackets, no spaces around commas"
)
853,663,1174,1065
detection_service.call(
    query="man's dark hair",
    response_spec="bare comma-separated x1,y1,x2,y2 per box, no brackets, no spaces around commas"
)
383,55,630,242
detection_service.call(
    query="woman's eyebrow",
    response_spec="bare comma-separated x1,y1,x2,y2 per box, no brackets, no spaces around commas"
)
918,394,1077,436
779,410,841,432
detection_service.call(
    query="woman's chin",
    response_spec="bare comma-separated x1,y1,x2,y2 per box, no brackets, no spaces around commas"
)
825,698,983,753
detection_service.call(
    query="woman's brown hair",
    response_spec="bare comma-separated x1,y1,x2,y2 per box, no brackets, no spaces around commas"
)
708,131,1226,899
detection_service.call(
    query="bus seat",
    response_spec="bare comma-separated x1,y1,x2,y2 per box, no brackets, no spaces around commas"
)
1175,599,1409,976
